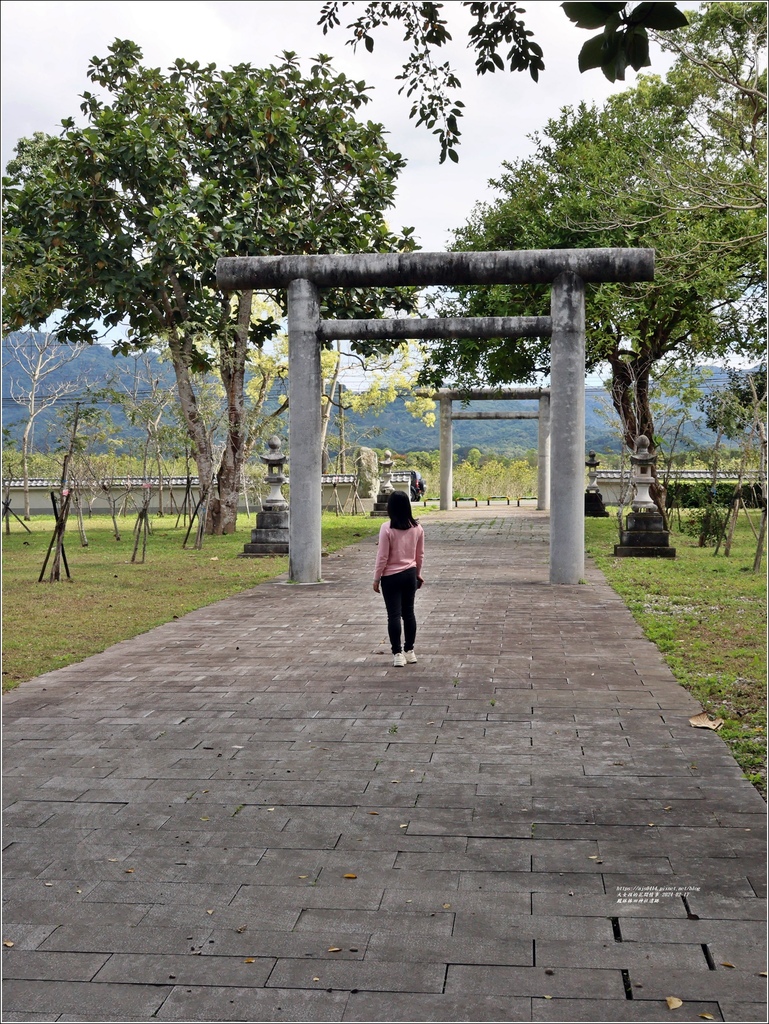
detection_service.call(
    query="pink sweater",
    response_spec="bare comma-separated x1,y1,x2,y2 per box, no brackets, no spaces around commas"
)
374,521,425,580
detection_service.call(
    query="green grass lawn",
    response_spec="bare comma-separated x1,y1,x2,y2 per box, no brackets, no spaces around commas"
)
585,512,767,795
1,512,382,691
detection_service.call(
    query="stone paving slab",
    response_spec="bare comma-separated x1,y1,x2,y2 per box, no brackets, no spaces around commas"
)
2,507,766,1022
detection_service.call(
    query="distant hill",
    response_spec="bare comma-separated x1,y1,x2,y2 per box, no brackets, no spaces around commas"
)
342,391,624,456
2,337,178,450
3,332,735,457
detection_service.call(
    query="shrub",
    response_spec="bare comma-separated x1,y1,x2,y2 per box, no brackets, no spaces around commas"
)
667,481,762,509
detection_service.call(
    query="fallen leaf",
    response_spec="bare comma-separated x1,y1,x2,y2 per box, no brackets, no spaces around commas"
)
206,910,214,915
391,780,399,784
200,817,209,821
665,997,683,1010
588,855,599,860
75,889,82,894
236,926,247,933
3,941,14,948
343,874,357,879
328,947,341,952
664,806,673,811
298,875,309,879
244,958,255,964
442,903,451,909
689,713,724,731
543,995,552,1000
399,824,408,829
720,961,735,968
648,823,655,827
759,971,768,977
108,858,119,863
267,808,275,812
405,899,413,903
313,976,320,982
44,883,53,887
367,811,379,816
699,1015,715,1020
125,869,134,874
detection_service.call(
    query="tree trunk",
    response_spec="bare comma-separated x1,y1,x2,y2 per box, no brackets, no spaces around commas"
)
167,331,218,530
608,352,666,513
21,420,32,520
215,291,252,534
320,346,341,474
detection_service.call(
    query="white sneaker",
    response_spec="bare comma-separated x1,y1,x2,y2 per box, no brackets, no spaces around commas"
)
392,652,407,667
404,650,417,664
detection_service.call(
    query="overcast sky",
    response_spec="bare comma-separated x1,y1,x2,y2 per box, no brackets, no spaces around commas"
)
1,0,698,252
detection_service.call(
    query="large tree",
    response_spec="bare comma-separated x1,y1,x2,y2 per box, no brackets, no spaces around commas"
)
3,41,416,533
420,2,766,503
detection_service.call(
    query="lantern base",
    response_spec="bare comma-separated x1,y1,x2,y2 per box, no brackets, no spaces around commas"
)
239,508,289,556
585,490,610,517
614,511,675,558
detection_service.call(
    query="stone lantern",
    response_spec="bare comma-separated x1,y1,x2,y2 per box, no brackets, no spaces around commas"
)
371,450,396,517
629,435,658,512
584,450,609,517
614,435,675,558
240,435,290,556
261,435,289,511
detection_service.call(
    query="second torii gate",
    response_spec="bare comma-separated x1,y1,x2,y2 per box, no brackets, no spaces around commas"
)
430,387,551,511
216,248,654,585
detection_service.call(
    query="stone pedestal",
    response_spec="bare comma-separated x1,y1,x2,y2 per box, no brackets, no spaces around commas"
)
241,508,289,556
614,511,676,558
585,490,610,517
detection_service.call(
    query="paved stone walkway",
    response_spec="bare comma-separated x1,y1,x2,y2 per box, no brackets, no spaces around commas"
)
2,508,766,1023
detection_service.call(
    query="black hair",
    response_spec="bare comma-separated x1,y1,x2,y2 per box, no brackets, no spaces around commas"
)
387,490,418,530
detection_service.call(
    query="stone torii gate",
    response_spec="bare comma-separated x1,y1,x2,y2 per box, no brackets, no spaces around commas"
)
431,387,551,512
216,248,654,585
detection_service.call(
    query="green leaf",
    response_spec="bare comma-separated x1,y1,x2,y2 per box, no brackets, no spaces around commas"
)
562,2,626,30
630,3,689,31
578,34,608,73
625,27,652,72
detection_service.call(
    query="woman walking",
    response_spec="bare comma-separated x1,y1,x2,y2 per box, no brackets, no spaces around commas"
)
373,490,425,667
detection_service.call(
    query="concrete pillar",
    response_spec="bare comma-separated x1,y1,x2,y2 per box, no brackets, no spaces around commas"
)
549,273,585,584
439,395,453,511
537,393,551,511
287,278,322,583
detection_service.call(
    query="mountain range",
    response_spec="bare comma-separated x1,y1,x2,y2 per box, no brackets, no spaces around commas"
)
2,333,727,458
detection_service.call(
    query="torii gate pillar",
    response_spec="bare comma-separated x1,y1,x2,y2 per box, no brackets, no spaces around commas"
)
537,392,550,512
549,273,585,584
287,278,322,583
439,395,453,511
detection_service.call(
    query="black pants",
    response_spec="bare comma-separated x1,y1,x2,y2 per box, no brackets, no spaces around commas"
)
380,567,418,654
